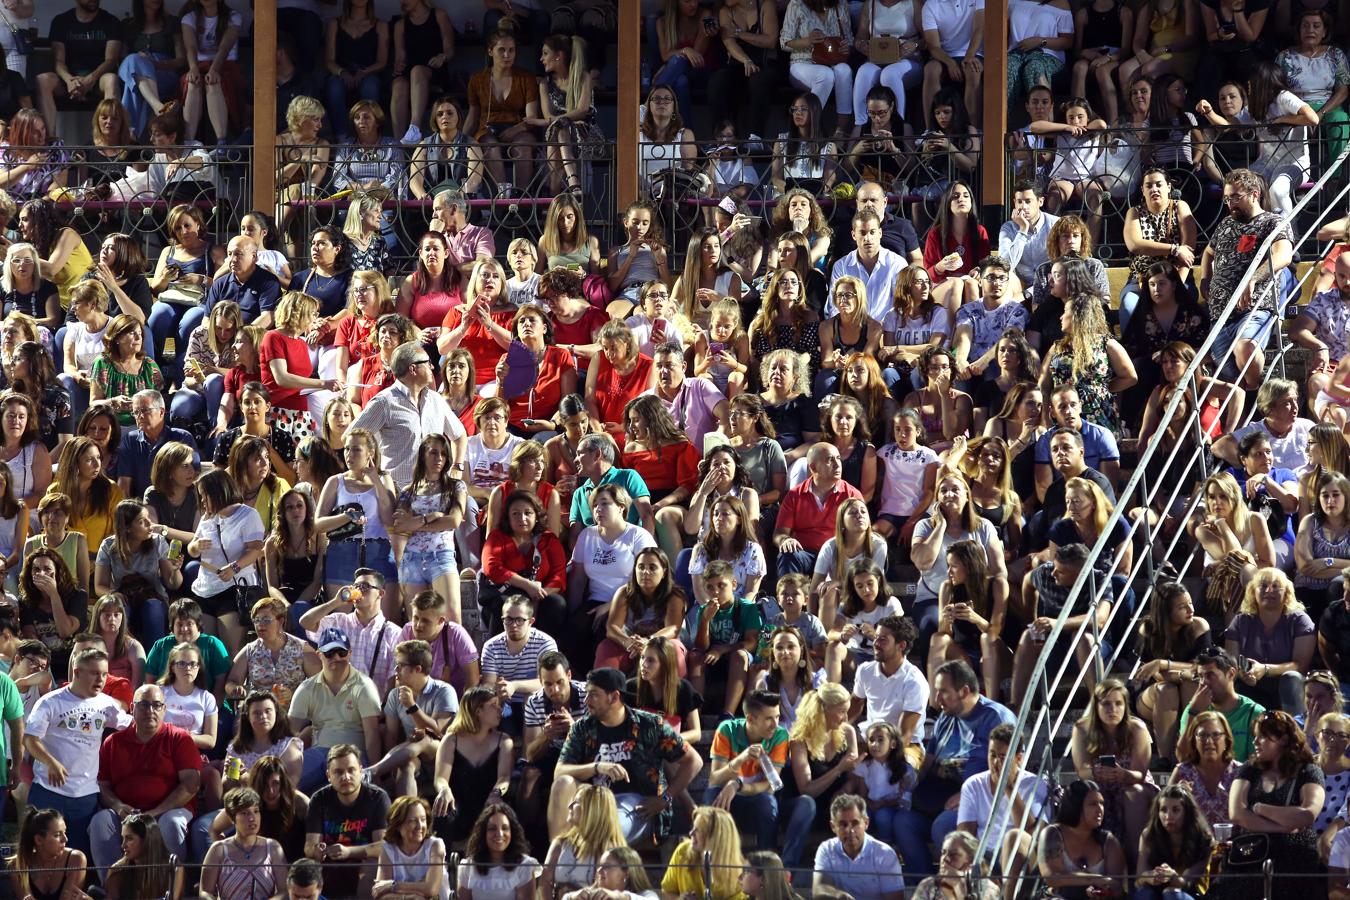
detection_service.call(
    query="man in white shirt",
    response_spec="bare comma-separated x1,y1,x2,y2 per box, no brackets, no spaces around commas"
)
998,180,1059,297
957,723,1046,880
23,648,129,855
351,341,468,490
828,210,907,320
849,616,929,767
920,0,985,128
813,794,905,900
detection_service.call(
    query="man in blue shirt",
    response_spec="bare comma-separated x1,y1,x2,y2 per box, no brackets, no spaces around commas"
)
813,794,904,900
1034,385,1121,499
112,390,198,499
567,433,654,543
206,236,282,327
828,210,907,320
892,660,1016,879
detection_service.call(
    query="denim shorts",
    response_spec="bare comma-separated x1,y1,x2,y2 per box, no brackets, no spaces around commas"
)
1213,307,1276,381
325,537,396,583
399,547,458,583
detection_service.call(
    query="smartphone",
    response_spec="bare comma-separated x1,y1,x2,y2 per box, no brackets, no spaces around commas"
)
708,341,726,356
653,316,668,334
1097,755,1118,768
702,13,717,33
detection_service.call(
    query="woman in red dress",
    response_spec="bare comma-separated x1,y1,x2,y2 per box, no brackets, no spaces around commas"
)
495,303,576,439
396,231,458,335
436,258,515,389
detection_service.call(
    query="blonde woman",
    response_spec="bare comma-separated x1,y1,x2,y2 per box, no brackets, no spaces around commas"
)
1043,476,1134,579
541,784,627,899
661,806,745,900
435,257,515,391
1225,567,1316,713
1299,421,1350,520
1040,294,1137,437
1188,472,1275,598
430,685,514,844
817,275,882,397
315,426,396,598
341,194,390,276
275,95,331,254
787,684,861,818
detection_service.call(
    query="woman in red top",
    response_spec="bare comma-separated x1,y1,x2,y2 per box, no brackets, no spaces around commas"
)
585,320,654,446
541,267,608,374
259,292,340,437
440,348,480,437
354,312,418,408
495,303,576,438
621,394,700,564
479,490,567,637
334,270,394,392
436,258,514,388
484,442,564,539
922,180,990,322
396,232,458,334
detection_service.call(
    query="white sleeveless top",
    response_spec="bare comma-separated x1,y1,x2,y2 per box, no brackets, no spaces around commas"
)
871,0,918,36
336,477,390,540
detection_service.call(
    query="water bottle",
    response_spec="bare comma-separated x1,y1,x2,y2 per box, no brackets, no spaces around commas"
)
759,750,783,792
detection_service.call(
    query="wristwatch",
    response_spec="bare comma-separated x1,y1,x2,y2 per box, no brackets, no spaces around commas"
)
405,704,420,715
1039,38,1048,49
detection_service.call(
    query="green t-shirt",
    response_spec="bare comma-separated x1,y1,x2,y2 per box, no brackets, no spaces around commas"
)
145,633,230,684
688,597,765,648
0,672,22,782
1179,693,1265,762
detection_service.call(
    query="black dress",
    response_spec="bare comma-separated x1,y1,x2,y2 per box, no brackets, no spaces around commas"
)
1225,762,1326,900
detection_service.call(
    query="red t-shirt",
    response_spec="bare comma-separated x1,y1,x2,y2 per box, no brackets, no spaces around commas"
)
439,305,516,386
622,441,700,495
259,331,313,411
335,314,378,364
551,306,609,369
922,224,991,284
98,723,203,813
222,365,254,403
504,345,574,427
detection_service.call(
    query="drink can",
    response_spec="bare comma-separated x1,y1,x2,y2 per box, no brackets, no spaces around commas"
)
225,756,243,781
167,539,183,561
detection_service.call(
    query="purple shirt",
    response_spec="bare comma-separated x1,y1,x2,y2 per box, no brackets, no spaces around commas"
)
1224,610,1316,664
643,377,726,453
444,224,496,269
396,621,480,694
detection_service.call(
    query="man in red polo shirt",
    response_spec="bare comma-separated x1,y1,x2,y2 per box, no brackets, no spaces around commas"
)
88,683,202,877
773,443,864,578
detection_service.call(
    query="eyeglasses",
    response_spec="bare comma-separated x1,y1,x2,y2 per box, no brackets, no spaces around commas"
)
20,657,47,671
983,274,1009,283
503,616,529,626
1321,729,1350,741
323,648,350,659
131,407,157,417
789,106,810,113
1196,731,1226,743
134,700,166,711
354,582,380,592
649,96,674,105
410,358,431,367
252,616,277,627
172,660,200,669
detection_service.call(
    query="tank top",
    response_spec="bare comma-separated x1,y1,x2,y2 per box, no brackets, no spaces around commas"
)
612,245,660,290
386,839,451,900
28,851,74,900
830,316,870,356
402,10,444,68
548,246,591,271
3,442,36,504
1080,2,1121,50
336,477,390,540
870,0,918,36
213,838,280,900
167,242,214,279
52,237,93,308
553,842,598,892
278,552,317,602
335,21,380,70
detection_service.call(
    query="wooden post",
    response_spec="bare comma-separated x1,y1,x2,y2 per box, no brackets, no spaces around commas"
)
616,0,640,208
252,3,278,213
981,0,1009,235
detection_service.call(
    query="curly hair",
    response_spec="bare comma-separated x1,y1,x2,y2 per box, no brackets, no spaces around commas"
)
467,802,530,874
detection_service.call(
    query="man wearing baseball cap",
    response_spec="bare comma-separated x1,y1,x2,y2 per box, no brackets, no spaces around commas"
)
288,627,383,793
552,667,703,843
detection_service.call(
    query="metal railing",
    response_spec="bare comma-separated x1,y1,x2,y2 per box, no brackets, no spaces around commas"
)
975,136,1350,893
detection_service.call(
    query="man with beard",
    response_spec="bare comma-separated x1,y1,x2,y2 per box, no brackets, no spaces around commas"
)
642,342,727,452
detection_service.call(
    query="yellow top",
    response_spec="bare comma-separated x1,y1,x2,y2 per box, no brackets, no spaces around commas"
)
660,840,748,900
53,237,94,308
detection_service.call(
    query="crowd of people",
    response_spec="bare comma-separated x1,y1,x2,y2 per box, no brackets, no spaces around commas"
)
6,0,1350,899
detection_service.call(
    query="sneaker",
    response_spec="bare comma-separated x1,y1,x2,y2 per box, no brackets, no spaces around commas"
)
401,124,423,144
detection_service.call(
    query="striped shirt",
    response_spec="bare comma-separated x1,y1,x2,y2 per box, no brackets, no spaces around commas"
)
480,630,558,701
316,610,401,687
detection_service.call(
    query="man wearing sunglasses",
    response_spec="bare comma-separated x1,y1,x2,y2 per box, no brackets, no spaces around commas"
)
88,683,202,879
288,627,383,793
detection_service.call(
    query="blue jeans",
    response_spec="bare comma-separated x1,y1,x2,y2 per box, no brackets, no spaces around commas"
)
776,548,817,579
1118,278,1142,335
701,788,816,866
398,547,458,583
177,305,207,361
169,373,225,434
29,783,98,855
57,372,90,429
119,52,181,138
892,806,960,884
325,72,383,140
135,596,168,646
652,54,710,125
149,301,188,382
615,792,657,844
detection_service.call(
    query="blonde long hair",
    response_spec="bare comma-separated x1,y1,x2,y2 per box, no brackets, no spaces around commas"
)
790,683,851,761
1052,294,1110,379
1064,476,1113,537
1200,471,1252,541
556,785,626,866
688,807,744,900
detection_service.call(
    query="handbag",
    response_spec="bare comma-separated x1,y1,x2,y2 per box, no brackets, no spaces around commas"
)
0,7,29,58
1225,776,1298,871
812,4,851,66
216,521,266,620
866,1,902,65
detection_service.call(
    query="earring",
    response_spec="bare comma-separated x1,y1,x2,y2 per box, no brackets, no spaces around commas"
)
798,659,806,668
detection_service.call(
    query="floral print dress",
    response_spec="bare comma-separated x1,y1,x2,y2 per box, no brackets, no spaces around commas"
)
1047,335,1121,436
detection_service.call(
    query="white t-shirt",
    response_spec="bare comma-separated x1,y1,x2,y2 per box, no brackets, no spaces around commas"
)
181,11,244,62
1231,417,1315,475
877,444,940,516
68,318,111,371
1246,91,1312,174
163,685,218,735
572,524,658,605
1008,0,1074,63
814,534,890,585
852,656,930,740
957,768,1049,853
840,597,907,655
465,434,524,491
920,0,985,57
192,503,265,598
881,306,951,348
27,687,130,797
